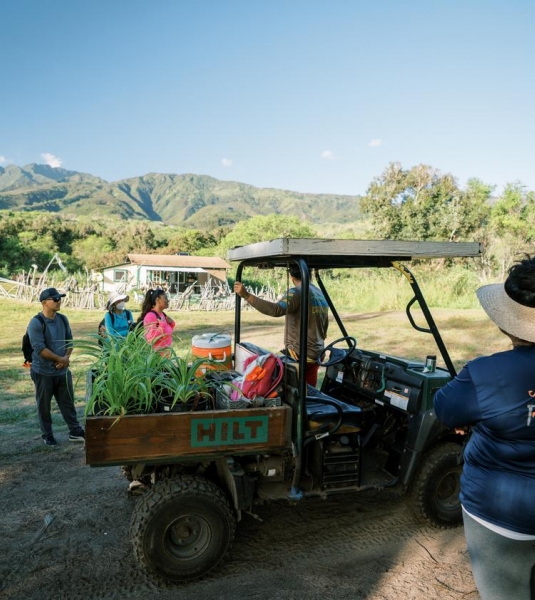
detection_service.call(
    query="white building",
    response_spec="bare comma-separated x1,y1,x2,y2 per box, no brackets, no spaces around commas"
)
99,253,231,295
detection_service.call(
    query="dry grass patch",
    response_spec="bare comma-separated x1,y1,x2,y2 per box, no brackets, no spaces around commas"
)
0,297,506,454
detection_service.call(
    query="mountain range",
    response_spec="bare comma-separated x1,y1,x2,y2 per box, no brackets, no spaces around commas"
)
0,163,362,228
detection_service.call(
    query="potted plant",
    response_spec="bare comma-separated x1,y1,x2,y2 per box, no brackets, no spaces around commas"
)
81,329,232,418
83,328,176,417
158,355,234,412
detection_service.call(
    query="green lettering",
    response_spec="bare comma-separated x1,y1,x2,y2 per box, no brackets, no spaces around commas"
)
191,416,269,447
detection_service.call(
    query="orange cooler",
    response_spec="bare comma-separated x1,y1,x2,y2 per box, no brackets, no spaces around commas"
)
192,333,232,375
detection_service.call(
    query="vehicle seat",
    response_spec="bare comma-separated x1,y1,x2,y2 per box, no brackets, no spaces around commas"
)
276,356,363,432
306,386,363,432
238,342,362,432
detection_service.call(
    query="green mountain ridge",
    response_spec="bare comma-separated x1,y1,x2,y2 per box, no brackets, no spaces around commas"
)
0,164,362,228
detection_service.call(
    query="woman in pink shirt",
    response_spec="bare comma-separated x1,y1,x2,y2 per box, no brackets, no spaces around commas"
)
138,289,175,353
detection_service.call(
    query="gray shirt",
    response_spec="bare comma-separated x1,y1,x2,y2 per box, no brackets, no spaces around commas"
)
250,283,329,360
28,312,72,376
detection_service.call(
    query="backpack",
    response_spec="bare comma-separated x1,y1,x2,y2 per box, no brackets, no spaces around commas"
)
134,309,164,331
22,313,67,366
230,353,284,400
98,309,133,344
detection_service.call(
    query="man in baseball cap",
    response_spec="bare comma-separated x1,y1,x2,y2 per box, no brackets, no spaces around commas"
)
39,288,67,302
27,287,84,446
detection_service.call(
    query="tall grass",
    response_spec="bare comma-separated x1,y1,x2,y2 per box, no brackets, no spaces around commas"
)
321,267,484,311
244,265,486,312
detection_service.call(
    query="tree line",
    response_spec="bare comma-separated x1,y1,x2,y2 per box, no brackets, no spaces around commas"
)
360,163,535,278
1,162,533,281
0,212,314,279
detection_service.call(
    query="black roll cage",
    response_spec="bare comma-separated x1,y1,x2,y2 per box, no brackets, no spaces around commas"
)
230,238,481,500
233,259,456,500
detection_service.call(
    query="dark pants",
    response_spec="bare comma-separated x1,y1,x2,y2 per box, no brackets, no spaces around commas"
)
463,508,535,600
31,370,81,438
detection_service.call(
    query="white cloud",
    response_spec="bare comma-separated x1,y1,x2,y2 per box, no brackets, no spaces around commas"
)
368,139,383,147
0,155,6,164
321,150,336,160
221,157,233,167
41,152,63,168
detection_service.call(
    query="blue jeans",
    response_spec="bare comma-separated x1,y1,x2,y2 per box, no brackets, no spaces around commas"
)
31,370,81,438
463,508,535,600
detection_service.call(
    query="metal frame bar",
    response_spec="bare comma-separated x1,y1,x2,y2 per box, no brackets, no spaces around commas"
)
392,262,456,377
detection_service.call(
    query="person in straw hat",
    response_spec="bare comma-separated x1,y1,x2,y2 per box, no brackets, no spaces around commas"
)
434,256,535,600
104,291,134,338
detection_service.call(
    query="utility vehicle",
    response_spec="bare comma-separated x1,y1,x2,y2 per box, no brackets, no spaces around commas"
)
85,238,481,583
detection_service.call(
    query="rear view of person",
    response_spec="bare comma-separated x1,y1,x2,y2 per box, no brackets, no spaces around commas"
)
28,287,84,446
434,256,535,600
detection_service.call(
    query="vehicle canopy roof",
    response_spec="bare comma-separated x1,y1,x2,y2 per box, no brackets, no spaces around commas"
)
227,238,482,269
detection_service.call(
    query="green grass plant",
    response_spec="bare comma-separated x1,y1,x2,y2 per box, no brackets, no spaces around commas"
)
81,328,229,417
317,267,483,312
0,406,35,424
82,329,177,416
163,354,230,410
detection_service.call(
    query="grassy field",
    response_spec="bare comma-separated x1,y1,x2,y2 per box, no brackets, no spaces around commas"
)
0,296,509,457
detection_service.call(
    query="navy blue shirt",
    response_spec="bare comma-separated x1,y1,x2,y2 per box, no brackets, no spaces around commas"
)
434,346,535,534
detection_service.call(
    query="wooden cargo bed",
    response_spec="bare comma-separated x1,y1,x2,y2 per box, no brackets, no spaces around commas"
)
85,405,292,467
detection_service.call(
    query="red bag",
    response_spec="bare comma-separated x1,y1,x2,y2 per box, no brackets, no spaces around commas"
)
232,353,284,400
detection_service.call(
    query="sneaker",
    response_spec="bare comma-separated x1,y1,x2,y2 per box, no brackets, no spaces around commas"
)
128,480,149,496
44,435,58,446
69,428,85,442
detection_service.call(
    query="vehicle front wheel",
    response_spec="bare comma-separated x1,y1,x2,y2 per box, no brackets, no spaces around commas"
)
408,442,463,528
130,475,236,582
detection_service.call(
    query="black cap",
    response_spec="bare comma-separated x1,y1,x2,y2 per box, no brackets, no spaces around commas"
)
39,287,66,302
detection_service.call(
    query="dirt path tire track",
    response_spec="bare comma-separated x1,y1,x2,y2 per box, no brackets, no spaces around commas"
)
0,443,479,600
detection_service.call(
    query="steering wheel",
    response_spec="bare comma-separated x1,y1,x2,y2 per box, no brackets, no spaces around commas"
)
317,336,357,367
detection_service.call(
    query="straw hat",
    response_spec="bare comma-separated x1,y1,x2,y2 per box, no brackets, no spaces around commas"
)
476,284,535,343
106,291,130,311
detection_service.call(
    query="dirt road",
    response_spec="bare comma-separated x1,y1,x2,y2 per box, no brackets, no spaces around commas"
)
0,435,479,600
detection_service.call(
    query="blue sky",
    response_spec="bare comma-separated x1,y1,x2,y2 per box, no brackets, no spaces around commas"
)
1,0,534,196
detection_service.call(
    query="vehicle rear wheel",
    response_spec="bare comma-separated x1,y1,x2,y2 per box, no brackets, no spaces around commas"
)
130,475,236,582
409,442,463,528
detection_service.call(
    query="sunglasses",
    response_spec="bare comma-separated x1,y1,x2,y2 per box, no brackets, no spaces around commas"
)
50,297,62,302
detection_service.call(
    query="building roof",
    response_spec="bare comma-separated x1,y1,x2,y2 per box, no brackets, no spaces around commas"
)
126,254,231,269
